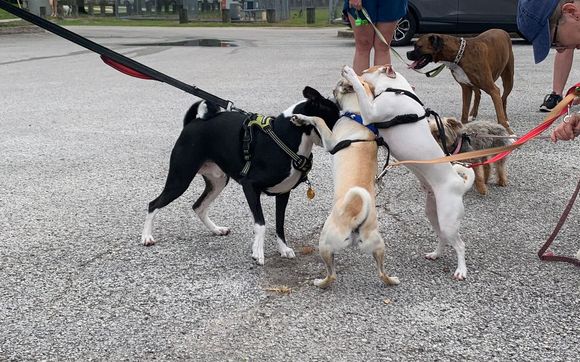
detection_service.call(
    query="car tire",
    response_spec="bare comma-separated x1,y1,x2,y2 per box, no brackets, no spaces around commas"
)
391,13,417,46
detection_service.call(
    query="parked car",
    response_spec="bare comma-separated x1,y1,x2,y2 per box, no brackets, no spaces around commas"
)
392,0,519,46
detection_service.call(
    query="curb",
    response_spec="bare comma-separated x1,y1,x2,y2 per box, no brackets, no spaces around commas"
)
337,28,353,38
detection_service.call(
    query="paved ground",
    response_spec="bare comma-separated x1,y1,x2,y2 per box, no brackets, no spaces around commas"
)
1,26,579,361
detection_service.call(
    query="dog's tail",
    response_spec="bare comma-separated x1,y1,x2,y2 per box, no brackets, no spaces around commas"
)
339,186,372,230
453,164,475,191
183,100,222,127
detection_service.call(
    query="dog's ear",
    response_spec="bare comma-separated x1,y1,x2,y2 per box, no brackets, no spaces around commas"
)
429,35,443,52
343,82,354,93
303,86,323,101
385,65,396,79
445,117,463,130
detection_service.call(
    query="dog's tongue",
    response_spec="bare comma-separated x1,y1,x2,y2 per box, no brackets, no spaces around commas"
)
408,60,420,69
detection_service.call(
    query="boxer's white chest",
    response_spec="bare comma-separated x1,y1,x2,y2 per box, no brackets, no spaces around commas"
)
442,62,472,86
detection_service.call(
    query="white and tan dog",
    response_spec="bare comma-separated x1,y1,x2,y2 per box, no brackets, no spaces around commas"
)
342,64,475,280
291,79,400,288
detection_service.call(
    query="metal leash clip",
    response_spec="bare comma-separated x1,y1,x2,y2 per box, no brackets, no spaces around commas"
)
375,165,392,183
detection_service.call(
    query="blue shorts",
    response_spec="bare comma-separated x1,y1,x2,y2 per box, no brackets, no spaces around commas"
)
343,0,408,23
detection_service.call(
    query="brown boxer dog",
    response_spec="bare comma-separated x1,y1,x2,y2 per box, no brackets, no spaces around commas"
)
407,29,515,135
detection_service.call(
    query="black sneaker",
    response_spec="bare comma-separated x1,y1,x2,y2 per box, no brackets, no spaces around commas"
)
539,92,563,112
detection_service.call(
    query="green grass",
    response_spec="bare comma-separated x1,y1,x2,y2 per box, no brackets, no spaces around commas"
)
0,8,18,20
0,7,344,28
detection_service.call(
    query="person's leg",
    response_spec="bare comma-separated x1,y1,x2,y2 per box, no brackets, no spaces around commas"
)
373,21,397,66
50,0,57,16
348,14,374,75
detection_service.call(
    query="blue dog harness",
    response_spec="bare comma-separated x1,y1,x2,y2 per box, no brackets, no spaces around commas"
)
342,111,379,135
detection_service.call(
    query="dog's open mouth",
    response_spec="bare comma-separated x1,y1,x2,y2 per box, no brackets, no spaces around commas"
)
408,54,432,70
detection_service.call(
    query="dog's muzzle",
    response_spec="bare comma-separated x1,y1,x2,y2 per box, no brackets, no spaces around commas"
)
406,51,433,70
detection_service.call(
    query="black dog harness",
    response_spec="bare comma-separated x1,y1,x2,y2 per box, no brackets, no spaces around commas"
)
241,114,312,178
372,88,451,156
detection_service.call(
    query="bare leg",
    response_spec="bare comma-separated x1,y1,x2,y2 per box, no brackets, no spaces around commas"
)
373,22,398,66
348,14,374,74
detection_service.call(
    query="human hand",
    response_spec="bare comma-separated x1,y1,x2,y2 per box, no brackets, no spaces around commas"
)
349,0,362,10
551,113,580,142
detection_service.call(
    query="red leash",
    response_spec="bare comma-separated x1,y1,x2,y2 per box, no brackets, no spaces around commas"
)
538,178,580,267
471,83,580,168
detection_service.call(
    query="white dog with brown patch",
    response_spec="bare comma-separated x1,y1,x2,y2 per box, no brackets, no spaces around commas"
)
291,79,400,288
341,64,475,280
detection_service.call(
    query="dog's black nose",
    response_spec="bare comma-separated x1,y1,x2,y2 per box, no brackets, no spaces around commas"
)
406,50,417,61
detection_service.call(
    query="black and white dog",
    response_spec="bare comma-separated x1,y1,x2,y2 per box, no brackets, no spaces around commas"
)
141,87,340,265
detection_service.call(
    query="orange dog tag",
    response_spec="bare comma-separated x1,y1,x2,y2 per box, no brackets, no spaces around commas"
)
307,186,315,200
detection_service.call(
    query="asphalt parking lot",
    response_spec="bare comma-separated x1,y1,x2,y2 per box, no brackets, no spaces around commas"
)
1,26,579,361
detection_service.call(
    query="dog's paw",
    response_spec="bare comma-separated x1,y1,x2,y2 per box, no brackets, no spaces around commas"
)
276,238,296,259
497,178,508,187
341,65,358,83
425,251,440,260
252,244,265,265
142,235,156,246
211,226,230,236
380,274,400,286
313,275,336,289
280,247,295,259
252,252,265,265
453,267,467,281
475,183,489,195
290,114,308,126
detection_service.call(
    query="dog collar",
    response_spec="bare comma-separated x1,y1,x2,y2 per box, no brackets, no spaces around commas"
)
342,112,379,135
450,134,471,155
453,38,466,64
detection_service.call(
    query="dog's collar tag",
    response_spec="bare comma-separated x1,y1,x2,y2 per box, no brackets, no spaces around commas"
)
307,186,315,200
305,179,315,200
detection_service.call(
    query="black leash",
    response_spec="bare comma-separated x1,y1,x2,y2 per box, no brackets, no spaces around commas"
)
0,0,235,110
430,109,451,156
